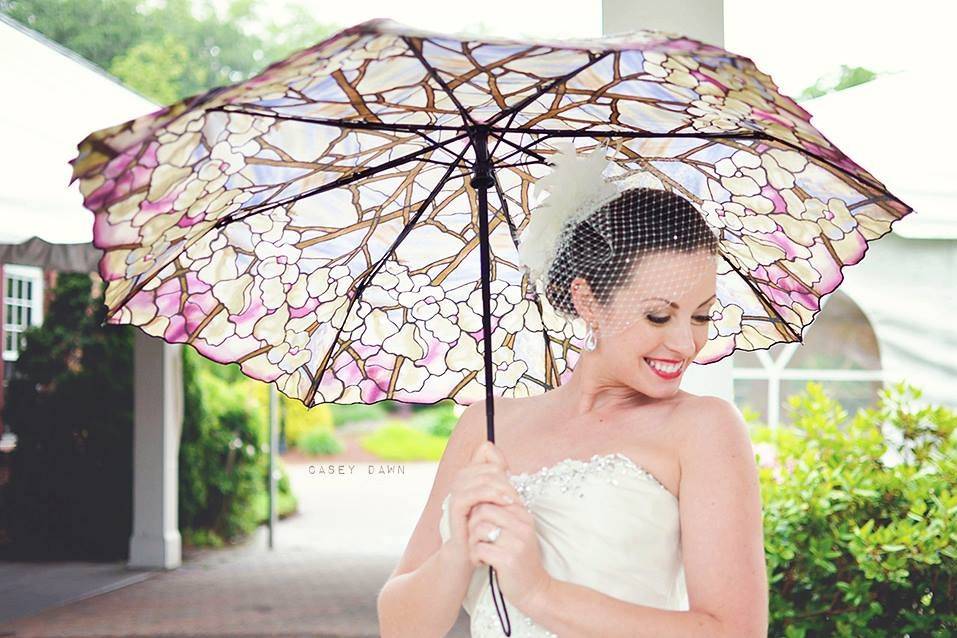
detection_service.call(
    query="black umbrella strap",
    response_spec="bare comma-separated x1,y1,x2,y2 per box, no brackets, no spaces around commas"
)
489,564,512,636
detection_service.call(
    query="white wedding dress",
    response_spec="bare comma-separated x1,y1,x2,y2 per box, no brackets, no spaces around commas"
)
438,452,689,637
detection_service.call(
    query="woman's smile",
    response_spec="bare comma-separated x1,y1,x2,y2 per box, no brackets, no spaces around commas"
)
643,356,684,379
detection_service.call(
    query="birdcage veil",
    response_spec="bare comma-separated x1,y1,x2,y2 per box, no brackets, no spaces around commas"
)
518,140,722,351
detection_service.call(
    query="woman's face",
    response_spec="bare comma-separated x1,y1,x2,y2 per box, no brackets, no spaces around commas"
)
572,249,718,398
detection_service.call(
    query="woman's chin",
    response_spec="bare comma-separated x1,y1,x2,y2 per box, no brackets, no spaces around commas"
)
632,381,678,399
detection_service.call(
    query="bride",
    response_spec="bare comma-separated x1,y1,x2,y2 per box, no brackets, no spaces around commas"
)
377,163,769,637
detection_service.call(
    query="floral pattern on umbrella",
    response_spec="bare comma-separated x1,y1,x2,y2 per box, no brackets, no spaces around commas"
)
68,18,913,407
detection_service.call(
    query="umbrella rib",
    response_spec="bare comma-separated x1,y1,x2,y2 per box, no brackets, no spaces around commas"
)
487,129,767,166
488,109,522,159
483,51,615,129
492,160,549,169
213,131,471,228
210,105,467,167
401,36,481,130
489,128,909,220
718,251,802,342
207,105,471,133
104,133,470,324
753,135,907,205
210,108,905,208
488,167,523,262
302,144,471,406
499,127,771,139
487,127,550,164
497,126,905,204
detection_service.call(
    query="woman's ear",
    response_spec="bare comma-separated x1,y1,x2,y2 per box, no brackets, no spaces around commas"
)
570,276,599,327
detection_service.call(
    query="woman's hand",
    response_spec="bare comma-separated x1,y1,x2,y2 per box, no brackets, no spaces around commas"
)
443,440,524,567
466,442,553,614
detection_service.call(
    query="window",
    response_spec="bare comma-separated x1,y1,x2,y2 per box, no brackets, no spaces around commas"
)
3,264,44,362
732,291,885,428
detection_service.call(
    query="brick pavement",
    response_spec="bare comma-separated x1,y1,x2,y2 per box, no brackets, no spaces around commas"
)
0,456,472,637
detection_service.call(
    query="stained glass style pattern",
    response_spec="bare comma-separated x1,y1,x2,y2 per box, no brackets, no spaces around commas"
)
68,18,913,406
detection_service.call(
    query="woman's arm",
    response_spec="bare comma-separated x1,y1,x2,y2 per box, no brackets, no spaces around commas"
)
377,399,488,638
517,396,769,638
377,540,475,638
520,577,725,638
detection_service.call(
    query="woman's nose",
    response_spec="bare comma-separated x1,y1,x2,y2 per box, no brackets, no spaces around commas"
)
665,321,697,359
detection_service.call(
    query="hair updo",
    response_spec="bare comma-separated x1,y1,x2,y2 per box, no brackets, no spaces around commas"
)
544,187,719,319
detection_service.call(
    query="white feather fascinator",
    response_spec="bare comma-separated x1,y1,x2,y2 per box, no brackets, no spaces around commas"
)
517,141,623,287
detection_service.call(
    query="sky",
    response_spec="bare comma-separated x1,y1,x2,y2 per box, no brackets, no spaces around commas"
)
238,0,951,99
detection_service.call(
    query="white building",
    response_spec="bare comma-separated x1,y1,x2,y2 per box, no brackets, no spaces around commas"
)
0,12,183,570
730,70,957,426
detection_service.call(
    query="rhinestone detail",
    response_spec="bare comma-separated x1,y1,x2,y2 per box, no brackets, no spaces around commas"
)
507,452,675,507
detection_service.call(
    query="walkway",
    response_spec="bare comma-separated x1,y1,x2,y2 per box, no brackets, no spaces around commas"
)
0,441,472,637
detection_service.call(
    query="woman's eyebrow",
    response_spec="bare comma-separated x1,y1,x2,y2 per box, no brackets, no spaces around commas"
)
642,294,717,309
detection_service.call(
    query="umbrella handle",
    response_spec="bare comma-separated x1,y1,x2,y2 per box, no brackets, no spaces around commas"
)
489,564,512,636
472,124,512,636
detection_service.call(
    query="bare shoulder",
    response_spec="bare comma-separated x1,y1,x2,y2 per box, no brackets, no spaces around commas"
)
670,393,751,459
446,393,533,447
447,396,493,454
436,394,527,473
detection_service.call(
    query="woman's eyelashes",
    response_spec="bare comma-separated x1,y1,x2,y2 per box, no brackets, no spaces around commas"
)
646,313,713,325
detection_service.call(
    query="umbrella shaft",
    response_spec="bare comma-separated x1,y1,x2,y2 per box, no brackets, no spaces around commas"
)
469,126,497,446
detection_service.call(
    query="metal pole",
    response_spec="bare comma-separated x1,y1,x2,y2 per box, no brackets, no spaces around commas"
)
268,384,279,549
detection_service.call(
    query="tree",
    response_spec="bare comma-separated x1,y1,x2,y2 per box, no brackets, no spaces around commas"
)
798,64,881,101
1,0,341,103
0,273,134,560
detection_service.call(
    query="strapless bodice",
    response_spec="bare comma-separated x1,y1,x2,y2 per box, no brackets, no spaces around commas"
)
438,452,688,637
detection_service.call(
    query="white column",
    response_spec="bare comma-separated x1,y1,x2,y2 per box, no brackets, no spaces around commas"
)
602,0,733,402
128,331,183,569
602,0,725,47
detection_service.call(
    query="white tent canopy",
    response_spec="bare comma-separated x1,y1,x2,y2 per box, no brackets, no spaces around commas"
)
0,12,157,244
800,72,957,408
801,69,957,239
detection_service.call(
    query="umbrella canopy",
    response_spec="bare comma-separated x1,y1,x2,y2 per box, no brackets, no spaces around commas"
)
68,18,914,635
67,18,912,413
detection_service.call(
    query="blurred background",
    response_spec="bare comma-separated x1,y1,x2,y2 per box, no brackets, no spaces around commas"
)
0,1,953,636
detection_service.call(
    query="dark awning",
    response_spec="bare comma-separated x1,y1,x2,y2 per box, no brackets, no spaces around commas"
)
0,236,99,273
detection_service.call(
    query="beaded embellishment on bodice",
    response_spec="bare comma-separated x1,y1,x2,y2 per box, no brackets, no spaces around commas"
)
438,452,688,637
507,452,677,504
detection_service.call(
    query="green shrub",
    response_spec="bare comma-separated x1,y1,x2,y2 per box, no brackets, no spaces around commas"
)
178,348,297,546
298,428,345,456
0,273,133,560
0,271,297,555
756,381,956,637
250,461,297,522
328,402,392,427
406,401,459,437
282,396,334,447
359,419,449,461
181,526,224,549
